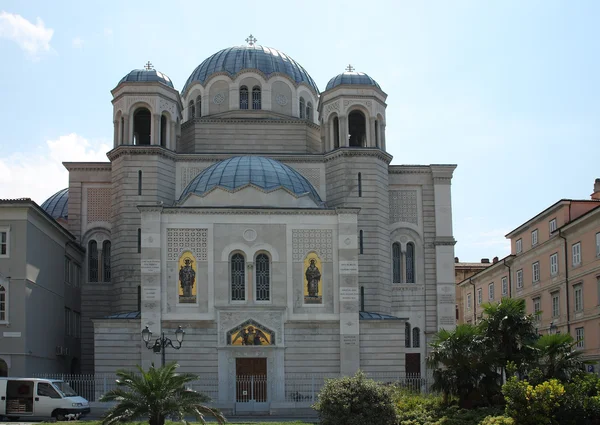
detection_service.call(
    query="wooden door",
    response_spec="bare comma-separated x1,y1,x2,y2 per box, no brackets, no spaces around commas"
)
236,358,267,402
405,353,421,376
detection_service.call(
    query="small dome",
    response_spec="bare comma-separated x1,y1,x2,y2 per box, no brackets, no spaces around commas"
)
41,188,68,220
325,71,380,91
182,45,319,94
179,156,322,205
118,69,174,88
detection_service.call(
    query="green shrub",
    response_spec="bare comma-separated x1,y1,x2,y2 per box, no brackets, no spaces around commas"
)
312,371,396,425
503,377,565,425
478,415,514,425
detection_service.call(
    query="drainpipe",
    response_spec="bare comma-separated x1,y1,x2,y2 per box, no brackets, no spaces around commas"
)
558,229,571,333
469,277,476,323
503,258,512,298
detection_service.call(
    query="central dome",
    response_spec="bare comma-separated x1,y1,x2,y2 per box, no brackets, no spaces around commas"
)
182,45,319,94
178,156,322,205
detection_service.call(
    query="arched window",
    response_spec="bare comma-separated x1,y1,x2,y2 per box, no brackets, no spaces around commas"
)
406,242,415,283
306,102,313,122
120,116,124,145
360,286,365,312
88,241,98,282
359,230,364,254
132,108,151,145
196,95,202,118
405,322,411,348
137,285,141,311
333,116,340,148
138,170,142,195
102,241,111,282
375,119,379,147
358,173,362,197
252,86,261,109
0,285,7,322
240,86,249,110
255,253,270,301
348,110,366,147
160,115,167,147
412,327,420,348
299,97,306,119
137,229,141,254
189,100,195,120
392,243,402,283
231,253,246,301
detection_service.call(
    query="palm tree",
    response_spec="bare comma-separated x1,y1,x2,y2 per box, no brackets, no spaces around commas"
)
100,362,226,425
479,298,538,380
532,333,588,381
427,324,499,406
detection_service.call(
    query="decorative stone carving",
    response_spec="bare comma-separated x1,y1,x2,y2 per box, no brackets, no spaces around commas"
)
158,98,176,117
87,188,112,223
219,311,283,345
126,96,156,110
213,92,226,104
180,167,206,191
324,101,340,114
243,228,257,242
295,168,320,190
275,93,288,106
343,99,372,108
389,190,418,225
167,228,208,261
292,229,333,262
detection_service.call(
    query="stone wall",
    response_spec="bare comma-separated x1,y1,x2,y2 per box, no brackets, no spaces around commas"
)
284,322,340,374
93,319,141,373
163,322,218,378
359,321,405,374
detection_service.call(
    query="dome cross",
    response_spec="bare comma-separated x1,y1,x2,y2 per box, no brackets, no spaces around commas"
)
144,61,154,71
245,34,257,46
345,64,355,72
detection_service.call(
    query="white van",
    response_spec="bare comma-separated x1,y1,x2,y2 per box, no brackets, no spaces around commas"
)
0,377,90,421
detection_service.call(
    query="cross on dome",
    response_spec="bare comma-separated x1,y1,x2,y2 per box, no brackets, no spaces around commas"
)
245,34,257,46
144,61,154,71
345,64,355,72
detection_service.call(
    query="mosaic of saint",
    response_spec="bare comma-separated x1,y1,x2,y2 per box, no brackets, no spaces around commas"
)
227,320,274,346
304,252,322,304
178,252,197,303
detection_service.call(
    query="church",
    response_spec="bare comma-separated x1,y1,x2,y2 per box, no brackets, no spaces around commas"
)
41,38,457,412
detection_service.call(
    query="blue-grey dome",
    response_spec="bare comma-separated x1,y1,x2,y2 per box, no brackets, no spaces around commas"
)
182,45,319,94
325,71,380,91
41,188,68,220
179,156,322,205
118,69,174,88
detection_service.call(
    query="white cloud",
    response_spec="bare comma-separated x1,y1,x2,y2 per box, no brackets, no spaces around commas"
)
103,27,113,37
71,36,84,48
0,134,110,205
0,11,53,59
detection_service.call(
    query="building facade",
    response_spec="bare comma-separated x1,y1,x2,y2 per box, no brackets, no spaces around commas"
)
454,258,490,325
0,199,83,376
39,42,457,412
458,180,600,369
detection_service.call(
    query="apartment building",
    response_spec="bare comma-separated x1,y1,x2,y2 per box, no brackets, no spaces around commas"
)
458,179,600,368
455,258,491,325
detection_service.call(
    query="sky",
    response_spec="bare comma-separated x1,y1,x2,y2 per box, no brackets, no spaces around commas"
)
0,1,598,262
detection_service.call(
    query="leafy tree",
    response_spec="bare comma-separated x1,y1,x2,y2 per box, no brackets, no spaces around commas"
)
531,333,588,381
479,298,538,380
100,362,225,425
427,324,500,406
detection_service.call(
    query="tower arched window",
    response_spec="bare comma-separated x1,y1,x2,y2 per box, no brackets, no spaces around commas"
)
405,322,411,348
299,97,305,119
0,285,7,322
88,241,98,282
392,243,402,283
375,119,379,147
412,327,420,348
240,86,249,110
406,242,415,283
348,110,367,147
359,230,364,254
196,95,202,118
306,102,313,122
160,115,167,147
138,170,142,195
188,100,195,121
252,86,261,110
120,116,124,145
358,173,362,197
255,253,270,301
132,107,151,145
231,253,246,301
333,116,340,149
102,241,111,282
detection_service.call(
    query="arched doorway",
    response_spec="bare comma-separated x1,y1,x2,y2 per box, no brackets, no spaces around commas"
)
0,359,8,377
133,107,151,145
348,110,366,147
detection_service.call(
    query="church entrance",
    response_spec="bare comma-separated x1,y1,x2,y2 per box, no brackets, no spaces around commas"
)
235,358,268,413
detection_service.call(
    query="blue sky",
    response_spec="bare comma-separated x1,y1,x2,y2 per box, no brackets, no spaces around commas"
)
0,1,598,261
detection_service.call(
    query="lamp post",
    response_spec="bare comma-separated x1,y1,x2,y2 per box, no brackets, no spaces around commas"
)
141,325,185,367
549,321,557,335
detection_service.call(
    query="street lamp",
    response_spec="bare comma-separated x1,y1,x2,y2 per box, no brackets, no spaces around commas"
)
549,321,557,334
141,325,185,366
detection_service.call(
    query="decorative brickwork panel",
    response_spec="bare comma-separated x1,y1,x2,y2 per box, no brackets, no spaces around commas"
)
295,168,321,191
180,167,206,191
87,188,112,223
167,228,208,262
292,229,333,262
389,190,418,225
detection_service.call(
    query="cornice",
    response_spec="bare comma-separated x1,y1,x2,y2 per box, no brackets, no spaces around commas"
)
161,206,340,216
181,116,320,131
175,153,326,164
62,162,112,172
107,146,177,162
388,165,432,175
324,147,393,164
434,237,457,246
